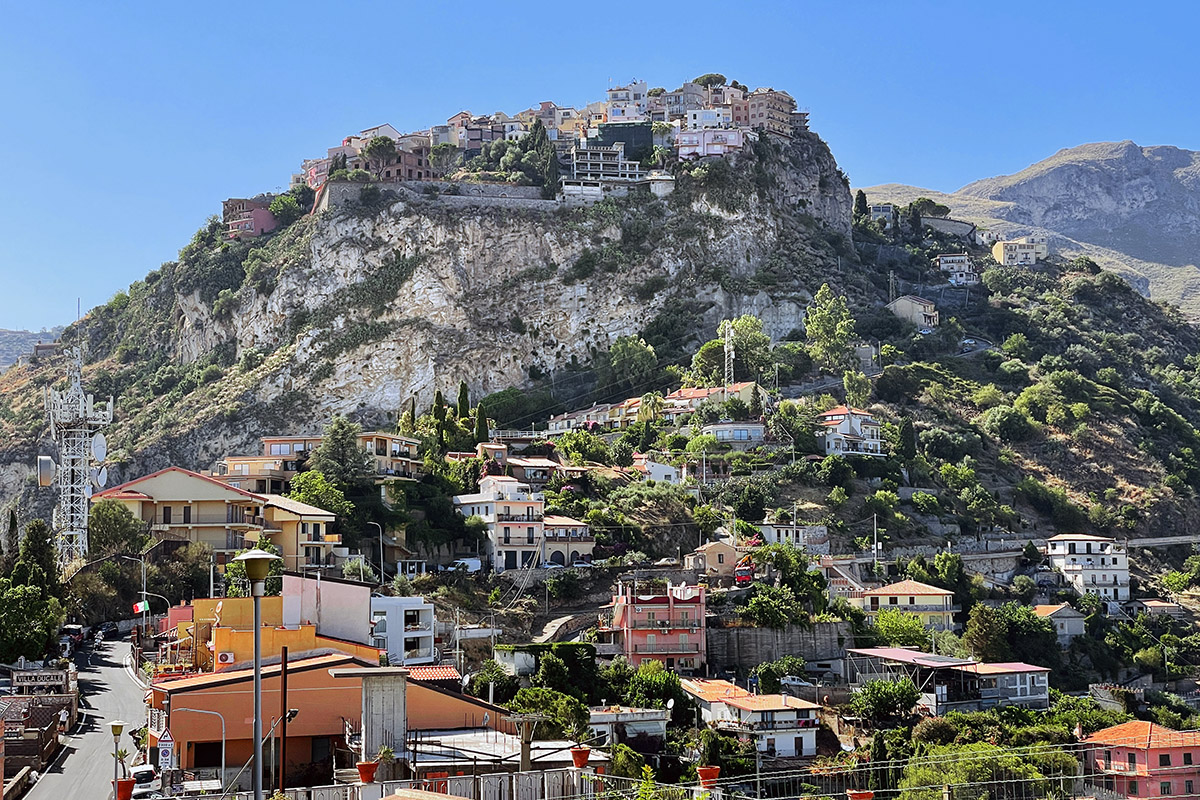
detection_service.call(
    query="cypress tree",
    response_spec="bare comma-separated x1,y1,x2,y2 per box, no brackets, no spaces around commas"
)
475,411,489,443
853,189,868,221
432,390,446,423
456,381,470,419
898,417,916,462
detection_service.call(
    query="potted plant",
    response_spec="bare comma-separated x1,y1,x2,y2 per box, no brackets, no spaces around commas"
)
112,749,135,800
567,722,591,768
356,745,393,783
695,730,721,788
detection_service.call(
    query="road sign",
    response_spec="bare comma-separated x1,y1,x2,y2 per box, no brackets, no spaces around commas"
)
158,745,174,769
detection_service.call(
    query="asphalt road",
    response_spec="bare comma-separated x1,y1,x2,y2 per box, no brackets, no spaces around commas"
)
26,639,146,800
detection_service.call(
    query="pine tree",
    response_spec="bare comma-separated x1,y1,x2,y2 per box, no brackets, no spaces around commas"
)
853,189,868,221
432,390,446,423
474,411,489,443
310,416,374,493
456,381,470,419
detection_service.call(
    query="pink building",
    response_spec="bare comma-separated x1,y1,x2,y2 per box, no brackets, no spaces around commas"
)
599,582,706,673
675,128,747,160
1084,720,1200,799
222,196,278,239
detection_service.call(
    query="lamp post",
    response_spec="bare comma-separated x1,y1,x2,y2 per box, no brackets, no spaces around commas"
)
109,719,126,785
233,548,281,800
367,521,385,586
119,555,146,636
174,708,225,787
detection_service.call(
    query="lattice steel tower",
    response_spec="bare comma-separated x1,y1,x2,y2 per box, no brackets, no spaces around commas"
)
40,347,112,571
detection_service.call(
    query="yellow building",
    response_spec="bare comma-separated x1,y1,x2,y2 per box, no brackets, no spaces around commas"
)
851,579,959,631
258,495,340,571
992,236,1049,266
93,467,265,562
886,295,939,329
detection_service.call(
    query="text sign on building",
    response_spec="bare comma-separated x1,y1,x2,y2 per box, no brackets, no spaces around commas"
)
158,727,175,770
12,670,68,687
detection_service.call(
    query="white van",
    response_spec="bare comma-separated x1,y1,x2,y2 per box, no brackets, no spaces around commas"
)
445,558,482,573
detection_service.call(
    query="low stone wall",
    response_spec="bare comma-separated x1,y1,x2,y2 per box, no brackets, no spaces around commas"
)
706,621,854,673
317,179,556,214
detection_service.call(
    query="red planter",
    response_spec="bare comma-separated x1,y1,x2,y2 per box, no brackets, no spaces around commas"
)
570,746,591,768
113,779,136,800
357,761,380,783
697,765,720,788
847,791,875,800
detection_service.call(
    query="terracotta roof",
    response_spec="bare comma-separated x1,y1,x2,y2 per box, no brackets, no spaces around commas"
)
100,489,153,500
1084,720,1200,749
152,653,366,692
94,466,266,501
681,678,751,703
818,405,874,418
1136,599,1182,609
1033,603,1076,617
405,665,462,683
722,694,820,712
862,580,953,597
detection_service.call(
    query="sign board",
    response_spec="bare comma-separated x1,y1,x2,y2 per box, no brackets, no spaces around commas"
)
158,745,175,770
12,670,69,689
158,728,174,746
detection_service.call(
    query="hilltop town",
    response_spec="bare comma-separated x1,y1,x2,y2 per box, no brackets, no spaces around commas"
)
5,73,1200,800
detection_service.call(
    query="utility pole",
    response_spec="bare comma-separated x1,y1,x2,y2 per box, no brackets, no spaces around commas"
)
873,514,879,574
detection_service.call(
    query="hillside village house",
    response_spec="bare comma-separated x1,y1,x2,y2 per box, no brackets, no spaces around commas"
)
663,382,761,422
699,420,766,449
935,252,980,286
598,582,706,672
1083,721,1200,800
631,453,676,483
756,522,830,554
848,580,959,631
992,236,1050,266
676,128,747,159
746,88,797,138
715,694,821,758
222,196,277,239
370,595,437,666
92,467,270,563
1034,603,1087,645
683,540,741,579
886,295,939,328
452,475,544,572
869,204,896,227
817,406,884,457
1045,533,1129,612
256,494,341,572
505,456,562,491
542,514,594,565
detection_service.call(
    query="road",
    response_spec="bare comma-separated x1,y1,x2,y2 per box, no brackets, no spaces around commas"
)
27,639,146,800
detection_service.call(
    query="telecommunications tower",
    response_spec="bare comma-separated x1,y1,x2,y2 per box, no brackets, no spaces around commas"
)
38,347,112,571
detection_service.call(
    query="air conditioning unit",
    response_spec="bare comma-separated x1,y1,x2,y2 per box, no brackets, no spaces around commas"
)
217,652,236,665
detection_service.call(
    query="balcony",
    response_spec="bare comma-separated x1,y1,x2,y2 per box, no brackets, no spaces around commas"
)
630,618,700,630
867,604,961,614
717,717,819,733
497,513,544,522
152,515,261,531
633,643,700,654
302,533,342,546
403,647,434,661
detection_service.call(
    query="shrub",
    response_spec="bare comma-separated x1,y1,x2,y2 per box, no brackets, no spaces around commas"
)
200,364,224,384
910,491,941,514
979,405,1035,442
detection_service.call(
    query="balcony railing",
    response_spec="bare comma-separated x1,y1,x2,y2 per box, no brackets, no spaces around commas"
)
866,604,961,614
630,618,701,630
497,513,544,522
302,533,342,546
152,515,260,529
634,643,700,654
717,717,819,732
403,648,434,661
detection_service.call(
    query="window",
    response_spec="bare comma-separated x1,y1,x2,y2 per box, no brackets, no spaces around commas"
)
162,506,172,524
503,527,511,544
1187,781,1195,796
1160,782,1171,796
717,554,725,564
1129,754,1137,768
1128,782,1137,796
527,527,534,544
182,507,191,524
888,597,898,605
1160,754,1171,767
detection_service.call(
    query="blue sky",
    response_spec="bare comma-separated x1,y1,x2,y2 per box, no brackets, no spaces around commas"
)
1,1,1196,330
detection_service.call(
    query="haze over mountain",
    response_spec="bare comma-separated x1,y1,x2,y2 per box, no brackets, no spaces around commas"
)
863,141,1200,313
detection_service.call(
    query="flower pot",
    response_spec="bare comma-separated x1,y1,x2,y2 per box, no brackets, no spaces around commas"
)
113,779,136,800
847,791,875,800
570,745,591,768
697,765,720,788
357,761,380,783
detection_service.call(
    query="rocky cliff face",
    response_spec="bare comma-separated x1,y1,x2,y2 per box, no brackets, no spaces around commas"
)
0,132,852,505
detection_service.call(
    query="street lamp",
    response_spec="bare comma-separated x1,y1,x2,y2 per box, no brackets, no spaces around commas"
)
119,554,146,635
174,707,225,787
233,548,281,800
109,719,127,786
367,521,385,586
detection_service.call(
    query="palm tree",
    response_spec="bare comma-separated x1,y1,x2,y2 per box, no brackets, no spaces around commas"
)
637,392,665,423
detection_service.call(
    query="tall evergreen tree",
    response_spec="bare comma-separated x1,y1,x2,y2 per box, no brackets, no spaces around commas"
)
475,411,490,443
310,416,374,494
2,508,17,576
456,381,470,419
14,519,58,596
898,417,917,462
853,189,869,221
868,732,889,792
432,390,446,423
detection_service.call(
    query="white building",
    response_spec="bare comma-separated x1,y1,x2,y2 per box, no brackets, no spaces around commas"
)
588,706,669,746
453,475,544,572
633,454,677,483
715,694,821,758
1033,603,1086,645
757,523,830,554
370,596,436,665
571,143,644,181
606,80,648,121
1045,534,1129,613
817,406,884,457
699,421,766,449
686,107,733,130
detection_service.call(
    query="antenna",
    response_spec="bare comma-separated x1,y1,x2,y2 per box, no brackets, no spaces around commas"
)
40,346,113,575
721,320,735,387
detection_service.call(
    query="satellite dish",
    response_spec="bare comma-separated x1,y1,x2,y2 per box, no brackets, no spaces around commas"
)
666,699,675,710
37,456,56,487
97,466,108,488
91,432,107,462
83,483,93,499
482,712,490,727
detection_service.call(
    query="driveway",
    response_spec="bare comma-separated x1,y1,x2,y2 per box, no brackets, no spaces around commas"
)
26,639,146,800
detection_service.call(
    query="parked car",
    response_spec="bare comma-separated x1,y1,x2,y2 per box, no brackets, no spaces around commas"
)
918,328,935,336
961,338,977,346
131,789,166,800
571,561,594,569
540,562,565,570
653,557,680,567
130,765,157,785
443,558,482,573
97,622,119,639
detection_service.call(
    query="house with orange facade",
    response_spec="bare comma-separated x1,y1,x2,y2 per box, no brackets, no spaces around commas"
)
598,582,706,672
1083,720,1200,799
